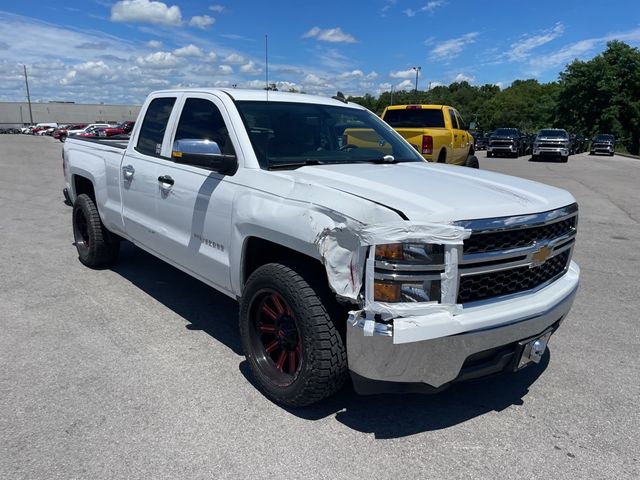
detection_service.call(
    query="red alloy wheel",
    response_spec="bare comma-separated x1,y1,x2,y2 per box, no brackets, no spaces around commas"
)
251,291,302,384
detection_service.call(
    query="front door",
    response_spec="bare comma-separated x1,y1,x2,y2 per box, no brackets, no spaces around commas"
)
153,94,238,291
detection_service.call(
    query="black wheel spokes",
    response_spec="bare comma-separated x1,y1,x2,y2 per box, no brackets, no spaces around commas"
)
255,292,301,381
75,210,90,248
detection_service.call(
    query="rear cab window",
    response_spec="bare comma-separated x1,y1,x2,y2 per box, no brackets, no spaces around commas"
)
136,97,176,156
383,108,445,128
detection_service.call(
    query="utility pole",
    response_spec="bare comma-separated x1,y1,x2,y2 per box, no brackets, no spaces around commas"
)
412,66,421,95
23,65,34,125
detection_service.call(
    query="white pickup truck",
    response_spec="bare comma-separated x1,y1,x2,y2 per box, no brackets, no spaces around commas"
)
63,88,580,406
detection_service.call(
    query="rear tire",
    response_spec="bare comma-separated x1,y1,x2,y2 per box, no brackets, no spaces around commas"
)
72,194,119,268
239,262,348,407
486,151,493,158
464,155,480,169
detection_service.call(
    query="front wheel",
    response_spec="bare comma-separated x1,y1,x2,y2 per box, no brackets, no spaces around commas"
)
73,194,119,267
239,262,347,407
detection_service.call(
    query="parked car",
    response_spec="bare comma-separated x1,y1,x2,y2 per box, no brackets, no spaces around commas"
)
380,104,477,167
487,128,526,158
63,88,579,406
590,134,615,156
531,129,570,162
67,123,112,138
98,121,135,137
474,132,489,150
55,124,87,142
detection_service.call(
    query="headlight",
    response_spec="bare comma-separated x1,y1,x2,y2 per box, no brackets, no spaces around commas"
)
374,243,444,303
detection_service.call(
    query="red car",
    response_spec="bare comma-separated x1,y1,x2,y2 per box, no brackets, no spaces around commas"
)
55,124,87,142
98,121,135,137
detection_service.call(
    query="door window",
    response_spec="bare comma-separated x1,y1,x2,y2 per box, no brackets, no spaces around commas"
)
455,111,466,130
174,98,236,156
136,97,176,156
448,109,459,129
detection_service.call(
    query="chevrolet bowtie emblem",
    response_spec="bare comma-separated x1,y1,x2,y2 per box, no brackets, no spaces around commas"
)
531,245,553,267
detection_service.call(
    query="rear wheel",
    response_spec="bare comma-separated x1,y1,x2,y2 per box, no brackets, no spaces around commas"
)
72,194,119,267
486,151,493,158
239,262,347,407
464,155,479,169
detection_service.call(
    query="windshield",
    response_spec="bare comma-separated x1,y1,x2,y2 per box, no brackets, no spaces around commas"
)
236,101,424,169
493,128,518,136
538,129,568,138
594,134,614,141
382,108,445,128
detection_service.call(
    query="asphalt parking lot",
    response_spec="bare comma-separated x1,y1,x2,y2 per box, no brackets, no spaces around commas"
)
1,136,638,479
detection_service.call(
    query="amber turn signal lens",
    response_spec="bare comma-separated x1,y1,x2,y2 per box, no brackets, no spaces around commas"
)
375,243,403,260
374,281,401,302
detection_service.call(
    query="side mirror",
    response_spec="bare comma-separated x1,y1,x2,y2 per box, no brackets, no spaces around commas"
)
171,139,238,175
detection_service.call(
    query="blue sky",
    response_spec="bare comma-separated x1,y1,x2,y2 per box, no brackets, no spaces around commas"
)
1,0,639,104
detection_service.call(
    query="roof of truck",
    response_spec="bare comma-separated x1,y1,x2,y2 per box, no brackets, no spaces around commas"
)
149,88,363,109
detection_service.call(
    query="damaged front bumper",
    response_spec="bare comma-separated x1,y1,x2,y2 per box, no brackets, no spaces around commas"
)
347,262,579,392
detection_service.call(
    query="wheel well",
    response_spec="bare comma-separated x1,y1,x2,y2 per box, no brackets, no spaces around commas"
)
73,175,96,203
437,148,447,163
242,237,325,286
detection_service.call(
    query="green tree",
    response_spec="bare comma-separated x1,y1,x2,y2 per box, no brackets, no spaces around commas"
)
557,40,640,154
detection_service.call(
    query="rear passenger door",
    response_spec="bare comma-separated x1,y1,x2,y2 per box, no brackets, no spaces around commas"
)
121,95,177,251
153,93,238,291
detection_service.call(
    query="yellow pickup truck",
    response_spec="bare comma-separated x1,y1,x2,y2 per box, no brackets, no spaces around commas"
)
380,104,477,167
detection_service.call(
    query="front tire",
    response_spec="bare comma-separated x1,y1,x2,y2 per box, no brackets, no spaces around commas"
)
239,262,347,407
72,194,119,268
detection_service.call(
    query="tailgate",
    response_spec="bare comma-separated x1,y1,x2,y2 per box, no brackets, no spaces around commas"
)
394,128,449,150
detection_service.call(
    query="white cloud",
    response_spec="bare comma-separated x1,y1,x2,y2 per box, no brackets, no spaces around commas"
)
303,26,357,43
61,61,112,85
395,79,414,90
240,61,261,75
208,5,225,13
381,0,397,16
111,0,182,26
404,9,416,17
509,23,564,61
135,51,181,68
390,68,417,79
366,71,379,80
528,39,599,73
337,69,364,80
206,51,218,62
173,44,204,57
304,73,325,86
146,40,162,49
218,64,233,75
431,32,478,59
224,53,245,64
421,1,446,13
453,73,475,83
189,15,214,29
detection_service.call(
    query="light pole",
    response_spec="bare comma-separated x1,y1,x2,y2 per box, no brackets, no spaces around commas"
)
412,66,421,94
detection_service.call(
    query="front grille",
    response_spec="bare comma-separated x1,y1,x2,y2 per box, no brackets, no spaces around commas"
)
464,216,576,254
457,251,570,303
491,140,512,147
456,204,577,305
538,142,565,148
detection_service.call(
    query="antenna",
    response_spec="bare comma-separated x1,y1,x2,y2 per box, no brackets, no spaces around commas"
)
265,34,269,101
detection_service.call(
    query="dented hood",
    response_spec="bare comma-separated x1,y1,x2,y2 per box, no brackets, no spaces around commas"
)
285,162,575,223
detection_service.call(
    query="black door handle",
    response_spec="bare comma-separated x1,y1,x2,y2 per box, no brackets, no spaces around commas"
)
158,175,174,186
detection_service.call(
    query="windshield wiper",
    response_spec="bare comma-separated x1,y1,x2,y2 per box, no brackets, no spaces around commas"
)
268,159,324,170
